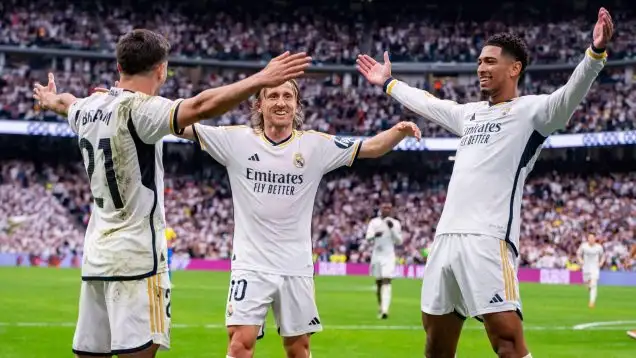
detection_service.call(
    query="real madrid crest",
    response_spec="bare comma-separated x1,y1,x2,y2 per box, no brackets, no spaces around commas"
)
293,152,305,168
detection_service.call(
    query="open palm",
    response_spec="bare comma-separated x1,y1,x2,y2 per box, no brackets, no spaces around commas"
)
592,7,614,49
356,51,392,86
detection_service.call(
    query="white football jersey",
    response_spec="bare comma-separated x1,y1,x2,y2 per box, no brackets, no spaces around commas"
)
386,48,606,257
365,216,402,264
68,87,182,280
193,125,362,277
577,242,604,272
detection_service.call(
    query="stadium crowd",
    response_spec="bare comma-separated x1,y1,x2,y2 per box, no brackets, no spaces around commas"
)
2,0,636,64
1,160,634,271
1,61,635,136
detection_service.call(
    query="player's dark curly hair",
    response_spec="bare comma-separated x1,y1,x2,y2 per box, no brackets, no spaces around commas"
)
116,29,170,76
485,33,530,75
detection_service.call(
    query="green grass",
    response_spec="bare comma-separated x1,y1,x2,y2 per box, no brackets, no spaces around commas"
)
1,267,635,357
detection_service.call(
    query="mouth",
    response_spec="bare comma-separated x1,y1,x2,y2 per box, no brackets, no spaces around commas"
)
479,76,492,87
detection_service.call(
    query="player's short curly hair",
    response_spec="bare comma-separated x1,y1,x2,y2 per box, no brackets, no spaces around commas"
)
250,79,305,132
485,33,530,74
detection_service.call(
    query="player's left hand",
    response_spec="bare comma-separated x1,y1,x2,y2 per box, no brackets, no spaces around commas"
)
593,7,614,49
394,121,421,141
33,72,57,110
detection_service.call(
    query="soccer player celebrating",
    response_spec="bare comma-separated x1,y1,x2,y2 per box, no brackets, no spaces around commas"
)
33,29,311,358
576,233,605,308
179,80,420,358
357,8,613,358
365,200,403,319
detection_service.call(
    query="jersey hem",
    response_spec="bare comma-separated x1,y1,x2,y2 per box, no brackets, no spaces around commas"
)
81,268,166,282
231,265,314,278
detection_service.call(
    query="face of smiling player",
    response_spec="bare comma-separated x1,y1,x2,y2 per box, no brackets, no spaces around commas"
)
259,81,299,129
477,45,522,100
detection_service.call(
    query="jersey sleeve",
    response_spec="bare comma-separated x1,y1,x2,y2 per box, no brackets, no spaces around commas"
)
191,124,233,166
385,79,469,136
315,133,362,174
67,97,88,134
130,95,184,144
533,48,607,135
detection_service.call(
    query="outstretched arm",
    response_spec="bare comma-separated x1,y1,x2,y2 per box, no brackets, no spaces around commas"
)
33,73,78,117
357,52,467,137
173,52,311,133
535,8,613,135
358,121,421,159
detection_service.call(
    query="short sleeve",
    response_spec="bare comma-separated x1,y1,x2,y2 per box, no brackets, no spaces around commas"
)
317,133,362,174
192,124,234,166
130,95,183,144
67,97,88,134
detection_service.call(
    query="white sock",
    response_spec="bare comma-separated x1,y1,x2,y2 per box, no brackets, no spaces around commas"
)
226,356,236,358
523,353,533,358
590,285,598,305
380,283,392,314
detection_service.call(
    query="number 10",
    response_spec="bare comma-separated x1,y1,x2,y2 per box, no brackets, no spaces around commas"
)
79,137,124,209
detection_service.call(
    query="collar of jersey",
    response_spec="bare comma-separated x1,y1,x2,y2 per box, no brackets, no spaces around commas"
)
261,130,296,147
488,98,516,107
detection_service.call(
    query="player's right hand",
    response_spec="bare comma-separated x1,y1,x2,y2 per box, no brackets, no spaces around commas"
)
33,73,57,110
356,51,392,86
257,52,312,87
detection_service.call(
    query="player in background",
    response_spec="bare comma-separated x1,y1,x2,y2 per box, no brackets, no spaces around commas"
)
357,8,613,358
576,233,605,308
178,79,420,358
365,200,403,319
166,227,177,281
33,29,311,358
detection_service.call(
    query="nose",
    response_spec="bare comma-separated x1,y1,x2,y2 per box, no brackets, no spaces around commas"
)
477,63,487,76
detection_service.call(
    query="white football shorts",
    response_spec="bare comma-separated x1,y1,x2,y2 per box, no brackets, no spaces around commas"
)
72,273,171,356
225,269,322,337
583,269,600,283
371,260,396,279
421,233,522,320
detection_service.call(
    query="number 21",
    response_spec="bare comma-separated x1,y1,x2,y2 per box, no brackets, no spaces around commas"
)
79,137,124,209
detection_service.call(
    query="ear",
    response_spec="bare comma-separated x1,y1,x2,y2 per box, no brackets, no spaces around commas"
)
510,61,522,78
116,63,123,74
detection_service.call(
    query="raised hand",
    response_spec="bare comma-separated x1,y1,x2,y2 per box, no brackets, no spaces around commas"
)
593,7,614,49
356,51,392,86
257,52,312,87
33,73,58,110
395,121,422,141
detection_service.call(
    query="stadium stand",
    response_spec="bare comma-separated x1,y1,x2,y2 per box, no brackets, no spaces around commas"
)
1,157,634,271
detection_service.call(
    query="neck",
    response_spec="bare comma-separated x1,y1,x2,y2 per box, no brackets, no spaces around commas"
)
488,82,519,105
117,76,157,96
263,123,293,143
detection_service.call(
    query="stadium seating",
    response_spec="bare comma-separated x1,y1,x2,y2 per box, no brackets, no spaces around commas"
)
1,160,633,271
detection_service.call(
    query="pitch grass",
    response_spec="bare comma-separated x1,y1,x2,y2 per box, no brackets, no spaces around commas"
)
0,267,635,357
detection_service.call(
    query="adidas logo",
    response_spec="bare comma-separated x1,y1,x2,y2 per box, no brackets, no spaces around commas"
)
248,153,260,161
489,293,504,304
308,317,321,326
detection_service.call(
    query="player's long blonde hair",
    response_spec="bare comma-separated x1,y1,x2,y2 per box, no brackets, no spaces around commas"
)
250,79,305,132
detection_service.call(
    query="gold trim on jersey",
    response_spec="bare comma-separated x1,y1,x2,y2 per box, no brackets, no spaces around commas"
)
348,140,362,166
499,241,517,301
386,79,399,95
168,99,185,135
306,130,332,140
586,48,608,61
191,124,205,151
